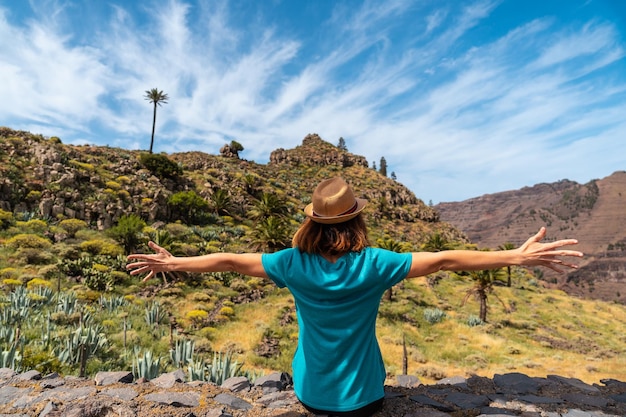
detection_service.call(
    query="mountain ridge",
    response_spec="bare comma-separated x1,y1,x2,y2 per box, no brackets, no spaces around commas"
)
435,171,626,303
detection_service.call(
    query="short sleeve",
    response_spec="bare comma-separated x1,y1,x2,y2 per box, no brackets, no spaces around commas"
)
261,249,294,288
369,248,412,288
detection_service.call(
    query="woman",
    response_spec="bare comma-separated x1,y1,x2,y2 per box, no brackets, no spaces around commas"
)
127,177,582,417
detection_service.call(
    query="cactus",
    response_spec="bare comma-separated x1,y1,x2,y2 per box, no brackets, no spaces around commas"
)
423,308,447,324
187,359,206,381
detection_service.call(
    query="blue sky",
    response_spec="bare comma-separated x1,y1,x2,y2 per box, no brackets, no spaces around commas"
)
1,0,625,203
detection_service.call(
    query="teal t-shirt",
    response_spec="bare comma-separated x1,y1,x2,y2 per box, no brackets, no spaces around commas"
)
261,247,412,412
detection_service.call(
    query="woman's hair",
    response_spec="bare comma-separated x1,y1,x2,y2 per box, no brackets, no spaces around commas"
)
292,214,371,255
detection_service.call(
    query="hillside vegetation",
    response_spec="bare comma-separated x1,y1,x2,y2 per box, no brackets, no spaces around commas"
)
0,127,624,385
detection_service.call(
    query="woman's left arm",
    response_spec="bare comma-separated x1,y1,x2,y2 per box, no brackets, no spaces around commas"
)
407,227,583,278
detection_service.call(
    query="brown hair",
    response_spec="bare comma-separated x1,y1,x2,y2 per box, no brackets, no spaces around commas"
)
292,214,371,255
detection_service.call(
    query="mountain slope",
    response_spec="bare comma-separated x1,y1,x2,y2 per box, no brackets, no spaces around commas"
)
435,172,626,303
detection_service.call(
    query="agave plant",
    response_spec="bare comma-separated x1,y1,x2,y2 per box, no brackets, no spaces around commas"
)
0,343,21,370
132,348,162,380
145,301,166,328
170,339,195,368
55,324,108,376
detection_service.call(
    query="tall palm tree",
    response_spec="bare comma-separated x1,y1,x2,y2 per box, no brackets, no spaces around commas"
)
144,88,169,154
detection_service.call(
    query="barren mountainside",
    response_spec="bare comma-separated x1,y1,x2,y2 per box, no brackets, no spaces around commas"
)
435,172,626,303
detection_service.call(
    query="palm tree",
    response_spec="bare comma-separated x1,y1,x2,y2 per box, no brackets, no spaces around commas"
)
249,192,289,221
462,268,508,322
144,88,169,154
498,242,516,287
422,232,452,252
209,189,231,216
250,217,291,252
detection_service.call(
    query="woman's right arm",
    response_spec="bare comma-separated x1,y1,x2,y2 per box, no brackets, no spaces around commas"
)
126,241,268,282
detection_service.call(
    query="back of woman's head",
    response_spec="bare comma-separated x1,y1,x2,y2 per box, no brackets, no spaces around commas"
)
292,214,370,255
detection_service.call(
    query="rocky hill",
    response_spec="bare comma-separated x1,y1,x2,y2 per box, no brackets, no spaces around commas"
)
2,126,621,304
0,127,463,251
435,172,626,303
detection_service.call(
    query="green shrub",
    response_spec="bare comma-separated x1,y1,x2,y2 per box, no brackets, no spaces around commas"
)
0,209,14,229
107,214,146,254
168,191,209,224
25,190,42,201
6,234,52,249
105,181,121,190
139,153,182,180
0,268,19,279
58,219,88,237
79,239,123,257
423,308,446,324
15,248,54,265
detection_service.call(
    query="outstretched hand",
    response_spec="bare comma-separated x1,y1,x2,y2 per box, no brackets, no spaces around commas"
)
516,227,583,272
126,241,174,282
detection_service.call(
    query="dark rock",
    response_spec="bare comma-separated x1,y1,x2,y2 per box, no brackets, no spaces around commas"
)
214,393,252,410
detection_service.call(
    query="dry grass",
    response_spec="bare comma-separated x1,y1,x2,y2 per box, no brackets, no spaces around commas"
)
218,274,626,385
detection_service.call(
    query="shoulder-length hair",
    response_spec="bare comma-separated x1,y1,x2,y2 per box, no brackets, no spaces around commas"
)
292,214,371,255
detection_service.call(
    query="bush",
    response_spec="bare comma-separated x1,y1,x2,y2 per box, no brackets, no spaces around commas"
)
26,278,52,290
108,214,146,254
7,234,52,249
15,248,54,265
467,315,484,327
80,239,123,257
58,218,88,238
168,191,209,224
423,308,446,324
139,153,182,180
0,209,13,229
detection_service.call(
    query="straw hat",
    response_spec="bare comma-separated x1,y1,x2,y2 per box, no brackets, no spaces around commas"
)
304,177,367,224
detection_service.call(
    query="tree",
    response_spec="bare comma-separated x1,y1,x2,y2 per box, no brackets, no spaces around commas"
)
250,217,291,252
422,232,452,252
462,268,508,322
379,157,387,177
249,192,289,221
337,137,348,151
144,88,169,154
391,171,397,181
209,189,231,215
498,242,517,287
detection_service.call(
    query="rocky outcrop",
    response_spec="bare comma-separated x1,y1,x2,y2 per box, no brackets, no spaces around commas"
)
269,134,368,169
0,368,625,417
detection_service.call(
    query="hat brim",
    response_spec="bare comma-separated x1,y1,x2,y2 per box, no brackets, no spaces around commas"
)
303,198,368,224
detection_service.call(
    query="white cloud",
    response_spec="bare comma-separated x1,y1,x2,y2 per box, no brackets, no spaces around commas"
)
0,0,625,203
